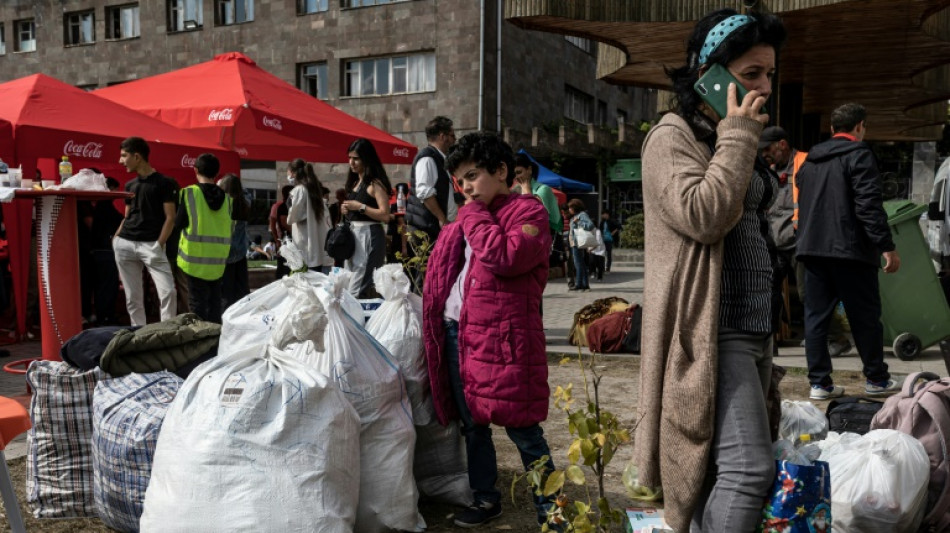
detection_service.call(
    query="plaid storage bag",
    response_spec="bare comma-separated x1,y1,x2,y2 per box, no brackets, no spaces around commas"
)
26,361,104,518
92,371,183,532
758,460,832,533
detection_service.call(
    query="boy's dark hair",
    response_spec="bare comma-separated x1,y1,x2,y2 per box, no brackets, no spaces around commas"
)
281,185,294,201
668,10,786,120
105,177,120,190
513,153,540,181
830,103,867,134
120,137,150,161
425,116,454,141
445,132,515,186
194,153,220,179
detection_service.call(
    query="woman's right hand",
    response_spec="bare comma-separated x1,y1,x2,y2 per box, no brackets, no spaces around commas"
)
726,83,769,125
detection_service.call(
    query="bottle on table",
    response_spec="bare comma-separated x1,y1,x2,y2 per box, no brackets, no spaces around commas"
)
59,155,73,184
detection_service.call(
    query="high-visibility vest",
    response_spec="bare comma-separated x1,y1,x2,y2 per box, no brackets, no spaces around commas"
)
791,150,808,229
177,185,232,280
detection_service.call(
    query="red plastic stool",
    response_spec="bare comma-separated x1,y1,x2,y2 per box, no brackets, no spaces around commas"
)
3,359,40,395
0,396,30,533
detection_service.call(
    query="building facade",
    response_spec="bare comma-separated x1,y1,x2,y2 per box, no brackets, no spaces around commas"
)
0,0,655,194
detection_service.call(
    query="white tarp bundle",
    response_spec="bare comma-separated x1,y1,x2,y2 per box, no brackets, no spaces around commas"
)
293,270,424,533
140,345,360,533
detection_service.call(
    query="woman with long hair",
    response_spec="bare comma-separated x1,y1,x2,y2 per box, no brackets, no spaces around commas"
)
633,9,786,532
340,138,392,297
286,158,333,273
218,173,251,309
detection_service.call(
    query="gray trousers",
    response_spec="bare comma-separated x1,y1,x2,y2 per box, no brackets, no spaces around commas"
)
691,328,775,533
345,222,386,298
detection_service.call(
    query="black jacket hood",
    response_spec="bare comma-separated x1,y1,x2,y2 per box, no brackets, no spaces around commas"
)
197,182,226,210
805,137,867,164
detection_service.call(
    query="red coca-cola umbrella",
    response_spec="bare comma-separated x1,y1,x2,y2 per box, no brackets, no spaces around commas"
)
0,73,240,182
95,52,418,164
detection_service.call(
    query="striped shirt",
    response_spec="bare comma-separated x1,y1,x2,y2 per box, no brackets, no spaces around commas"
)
719,165,776,333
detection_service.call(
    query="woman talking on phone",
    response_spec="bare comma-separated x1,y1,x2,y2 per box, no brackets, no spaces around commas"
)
631,9,786,532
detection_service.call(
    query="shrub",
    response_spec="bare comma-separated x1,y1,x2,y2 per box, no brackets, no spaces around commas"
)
619,213,644,249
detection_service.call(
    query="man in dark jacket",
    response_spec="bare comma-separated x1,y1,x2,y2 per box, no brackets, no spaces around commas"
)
796,103,901,400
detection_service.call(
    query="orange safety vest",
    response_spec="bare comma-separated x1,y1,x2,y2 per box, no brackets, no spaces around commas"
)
791,150,808,229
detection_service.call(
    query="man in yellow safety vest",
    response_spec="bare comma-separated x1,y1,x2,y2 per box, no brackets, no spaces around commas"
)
175,153,232,323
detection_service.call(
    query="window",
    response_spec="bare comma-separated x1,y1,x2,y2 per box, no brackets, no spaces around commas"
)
596,100,607,126
65,10,95,46
299,0,328,14
216,0,254,25
298,62,328,99
107,4,141,40
76,84,99,91
0,24,5,55
344,52,435,97
565,35,592,53
342,0,410,7
15,19,36,52
168,0,203,31
616,109,628,126
564,85,594,124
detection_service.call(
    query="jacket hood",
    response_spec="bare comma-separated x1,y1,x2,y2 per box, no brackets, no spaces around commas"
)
197,182,226,210
805,137,866,164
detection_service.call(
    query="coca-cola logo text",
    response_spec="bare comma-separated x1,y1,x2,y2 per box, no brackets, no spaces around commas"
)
64,140,104,159
393,147,410,158
208,108,234,121
181,154,197,168
262,116,283,131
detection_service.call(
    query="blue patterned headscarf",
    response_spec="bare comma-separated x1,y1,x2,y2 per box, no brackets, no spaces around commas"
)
698,14,754,65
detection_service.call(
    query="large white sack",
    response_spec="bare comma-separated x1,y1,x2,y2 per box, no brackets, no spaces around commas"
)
140,344,360,533
219,269,362,354
820,429,930,533
365,264,432,426
296,270,424,533
413,420,473,507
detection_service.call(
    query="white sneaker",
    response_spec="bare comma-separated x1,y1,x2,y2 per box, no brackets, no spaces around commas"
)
810,384,845,400
866,379,901,396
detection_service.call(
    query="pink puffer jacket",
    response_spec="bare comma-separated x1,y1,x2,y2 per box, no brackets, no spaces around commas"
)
423,193,552,428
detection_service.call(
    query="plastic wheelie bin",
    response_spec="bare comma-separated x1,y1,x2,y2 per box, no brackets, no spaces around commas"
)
878,200,950,360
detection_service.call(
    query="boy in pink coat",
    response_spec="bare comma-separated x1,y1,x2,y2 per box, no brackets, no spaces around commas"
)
423,132,555,527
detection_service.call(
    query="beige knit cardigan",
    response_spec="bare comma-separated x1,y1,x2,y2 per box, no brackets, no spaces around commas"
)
633,112,763,532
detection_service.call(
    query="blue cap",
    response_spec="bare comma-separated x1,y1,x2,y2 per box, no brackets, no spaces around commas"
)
699,14,754,66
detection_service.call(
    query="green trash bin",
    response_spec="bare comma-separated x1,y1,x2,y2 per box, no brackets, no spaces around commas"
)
879,200,950,360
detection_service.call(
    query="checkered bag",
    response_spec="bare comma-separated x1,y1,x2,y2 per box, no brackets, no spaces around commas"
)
26,361,104,518
92,371,182,532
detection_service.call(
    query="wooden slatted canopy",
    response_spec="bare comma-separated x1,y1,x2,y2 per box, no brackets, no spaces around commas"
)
506,0,950,141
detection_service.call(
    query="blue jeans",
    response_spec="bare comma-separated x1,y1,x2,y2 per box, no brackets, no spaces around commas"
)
444,320,555,513
572,247,589,289
691,328,775,533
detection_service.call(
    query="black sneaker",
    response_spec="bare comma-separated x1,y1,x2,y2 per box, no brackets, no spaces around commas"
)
454,501,502,528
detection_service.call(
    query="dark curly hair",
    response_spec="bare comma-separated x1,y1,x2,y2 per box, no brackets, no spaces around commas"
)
445,132,515,186
668,9,786,120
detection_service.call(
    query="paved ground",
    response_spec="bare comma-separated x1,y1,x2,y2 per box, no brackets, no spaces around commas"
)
1,253,947,464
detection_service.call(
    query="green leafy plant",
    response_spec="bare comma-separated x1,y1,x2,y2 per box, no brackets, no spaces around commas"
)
512,349,632,532
619,212,644,249
395,228,433,296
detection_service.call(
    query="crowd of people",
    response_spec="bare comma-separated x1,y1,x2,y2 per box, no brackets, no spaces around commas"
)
0,8,913,527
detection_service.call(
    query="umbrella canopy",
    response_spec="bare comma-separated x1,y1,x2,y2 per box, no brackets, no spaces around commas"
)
517,149,595,192
95,52,418,164
0,73,240,182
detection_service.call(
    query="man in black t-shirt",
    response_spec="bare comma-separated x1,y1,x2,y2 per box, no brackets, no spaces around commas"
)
112,137,179,326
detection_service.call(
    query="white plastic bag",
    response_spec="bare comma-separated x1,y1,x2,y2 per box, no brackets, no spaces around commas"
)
219,270,361,353
365,264,432,426
140,345,360,533
302,270,425,533
779,400,829,445
819,429,930,533
59,168,107,191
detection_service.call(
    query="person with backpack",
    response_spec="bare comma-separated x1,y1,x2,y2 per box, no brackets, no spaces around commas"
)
600,210,621,272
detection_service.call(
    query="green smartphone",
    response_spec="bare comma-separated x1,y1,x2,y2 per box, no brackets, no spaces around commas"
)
693,63,751,119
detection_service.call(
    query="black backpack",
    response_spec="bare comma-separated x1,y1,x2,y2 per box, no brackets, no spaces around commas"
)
825,397,884,435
